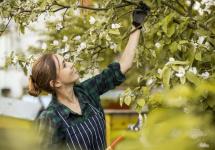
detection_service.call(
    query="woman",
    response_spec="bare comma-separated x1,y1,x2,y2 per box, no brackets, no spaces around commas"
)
28,3,149,150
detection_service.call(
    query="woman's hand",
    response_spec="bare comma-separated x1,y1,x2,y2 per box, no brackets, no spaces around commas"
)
132,1,150,29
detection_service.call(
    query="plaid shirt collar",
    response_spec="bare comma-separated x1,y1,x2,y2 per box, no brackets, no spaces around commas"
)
49,84,88,119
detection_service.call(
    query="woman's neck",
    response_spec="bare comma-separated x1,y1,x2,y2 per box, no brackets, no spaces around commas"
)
56,84,77,104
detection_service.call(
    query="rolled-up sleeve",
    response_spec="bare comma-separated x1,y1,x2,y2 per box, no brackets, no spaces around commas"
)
80,61,126,96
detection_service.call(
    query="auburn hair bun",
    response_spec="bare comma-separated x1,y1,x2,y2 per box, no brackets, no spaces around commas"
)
28,75,41,97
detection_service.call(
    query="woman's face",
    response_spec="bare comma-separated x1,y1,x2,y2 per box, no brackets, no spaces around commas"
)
53,54,79,86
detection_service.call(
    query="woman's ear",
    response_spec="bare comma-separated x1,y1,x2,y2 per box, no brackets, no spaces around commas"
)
50,80,62,88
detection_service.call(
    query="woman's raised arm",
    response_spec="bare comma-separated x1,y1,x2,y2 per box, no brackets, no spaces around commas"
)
119,26,140,74
119,2,150,74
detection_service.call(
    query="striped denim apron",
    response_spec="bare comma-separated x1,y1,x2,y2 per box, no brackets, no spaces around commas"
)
55,103,106,150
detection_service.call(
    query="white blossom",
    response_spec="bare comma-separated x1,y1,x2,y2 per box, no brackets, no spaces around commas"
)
41,42,47,50
199,142,210,148
64,44,70,52
45,10,50,17
201,72,210,79
197,36,205,44
188,67,197,75
193,1,201,10
157,68,162,75
89,16,96,25
52,40,59,46
169,57,175,62
189,128,205,139
74,35,81,41
110,42,117,50
155,42,161,48
27,65,32,75
64,53,70,60
62,36,68,42
186,0,191,5
146,78,154,85
192,0,214,15
93,3,99,8
183,107,190,113
73,9,80,16
80,42,86,49
56,22,63,30
175,66,185,77
191,39,198,48
12,55,18,63
111,23,121,29
77,42,87,52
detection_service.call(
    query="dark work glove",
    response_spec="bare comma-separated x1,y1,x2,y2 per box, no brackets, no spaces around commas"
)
132,1,150,29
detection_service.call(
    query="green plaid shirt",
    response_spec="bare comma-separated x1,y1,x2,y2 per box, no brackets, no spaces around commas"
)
35,62,126,150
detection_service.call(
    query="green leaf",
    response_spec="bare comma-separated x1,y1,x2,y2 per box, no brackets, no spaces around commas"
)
186,72,201,85
178,18,189,33
195,51,202,61
167,23,176,37
167,61,190,65
108,29,120,35
207,98,215,108
97,57,104,62
145,39,154,48
162,67,172,89
172,65,179,72
157,0,161,6
137,98,145,107
169,41,178,53
124,96,132,106
179,40,189,44
135,104,142,113
119,95,124,107
140,86,150,96
161,13,174,35
19,24,25,34
187,46,196,63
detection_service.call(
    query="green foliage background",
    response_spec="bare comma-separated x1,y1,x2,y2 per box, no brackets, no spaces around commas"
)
0,0,215,149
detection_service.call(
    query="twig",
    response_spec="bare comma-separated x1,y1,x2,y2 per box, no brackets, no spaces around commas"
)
175,0,187,12
62,8,69,22
115,10,133,21
0,16,12,36
161,0,187,16
77,3,133,11
122,25,142,40
188,0,195,17
19,1,135,14
54,0,135,11
122,0,137,5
